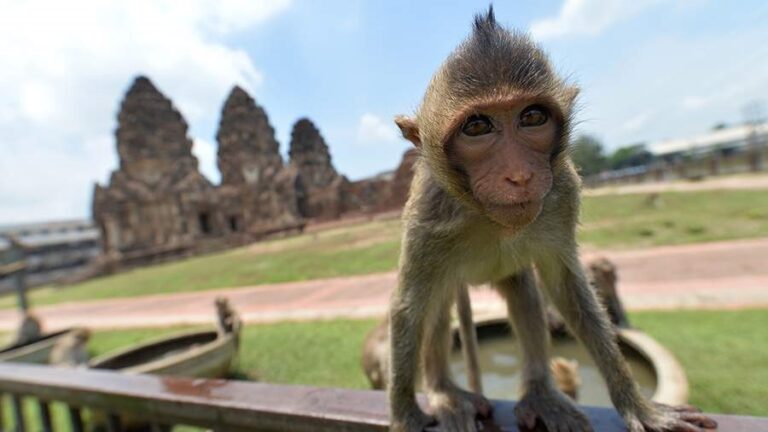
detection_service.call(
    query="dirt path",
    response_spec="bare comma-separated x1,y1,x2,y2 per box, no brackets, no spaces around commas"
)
1,237,766,331
584,173,768,196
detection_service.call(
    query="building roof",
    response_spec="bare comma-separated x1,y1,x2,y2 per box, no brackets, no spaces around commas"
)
648,123,768,156
0,219,99,250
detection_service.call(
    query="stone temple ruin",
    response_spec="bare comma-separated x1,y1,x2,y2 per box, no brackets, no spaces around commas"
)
290,118,351,220
92,76,415,268
216,87,303,236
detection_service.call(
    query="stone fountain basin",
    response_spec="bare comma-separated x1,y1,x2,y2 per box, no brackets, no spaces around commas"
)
450,318,689,407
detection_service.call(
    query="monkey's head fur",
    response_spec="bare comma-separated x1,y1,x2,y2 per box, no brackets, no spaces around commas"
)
396,7,578,231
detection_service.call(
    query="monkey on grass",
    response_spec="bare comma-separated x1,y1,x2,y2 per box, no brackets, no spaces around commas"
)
11,312,42,346
387,8,716,432
49,328,90,367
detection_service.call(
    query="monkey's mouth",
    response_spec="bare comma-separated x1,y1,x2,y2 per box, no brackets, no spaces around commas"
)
484,199,543,229
487,199,535,209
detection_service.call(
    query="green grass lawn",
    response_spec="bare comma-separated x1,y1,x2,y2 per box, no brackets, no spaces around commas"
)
631,309,768,417
580,189,768,248
2,189,767,309
3,309,766,431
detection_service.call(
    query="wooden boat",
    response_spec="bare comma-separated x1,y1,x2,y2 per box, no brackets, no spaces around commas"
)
0,329,77,364
87,300,242,431
89,328,239,378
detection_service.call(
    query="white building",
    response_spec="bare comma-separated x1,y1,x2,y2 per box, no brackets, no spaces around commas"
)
0,220,100,292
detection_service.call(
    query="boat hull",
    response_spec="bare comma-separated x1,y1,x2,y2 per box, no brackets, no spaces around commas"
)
0,329,76,364
88,329,240,430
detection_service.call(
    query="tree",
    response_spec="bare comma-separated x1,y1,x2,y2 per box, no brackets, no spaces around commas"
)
608,143,653,170
571,135,607,176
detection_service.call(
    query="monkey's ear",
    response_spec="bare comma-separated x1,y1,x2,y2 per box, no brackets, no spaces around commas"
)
563,86,580,110
394,115,422,147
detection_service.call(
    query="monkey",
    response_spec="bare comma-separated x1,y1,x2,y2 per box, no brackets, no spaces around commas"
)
643,192,661,209
214,297,240,336
362,316,390,390
550,357,580,401
49,328,90,367
388,8,716,432
587,257,630,328
547,257,630,330
11,312,42,346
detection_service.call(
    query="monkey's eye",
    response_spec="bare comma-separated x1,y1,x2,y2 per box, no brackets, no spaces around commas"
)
461,114,495,136
519,105,549,127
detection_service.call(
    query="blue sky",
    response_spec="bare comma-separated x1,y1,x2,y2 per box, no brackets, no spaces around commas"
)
0,0,766,224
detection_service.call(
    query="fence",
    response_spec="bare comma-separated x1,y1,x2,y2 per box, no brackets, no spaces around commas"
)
0,363,766,431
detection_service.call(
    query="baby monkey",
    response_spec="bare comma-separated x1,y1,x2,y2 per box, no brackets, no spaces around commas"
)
388,8,716,432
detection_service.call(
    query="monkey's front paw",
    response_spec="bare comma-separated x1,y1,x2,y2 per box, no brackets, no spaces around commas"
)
623,403,718,432
427,389,492,432
514,386,592,432
390,408,435,432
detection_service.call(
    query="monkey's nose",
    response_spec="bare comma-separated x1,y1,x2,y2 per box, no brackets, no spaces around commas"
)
505,171,533,188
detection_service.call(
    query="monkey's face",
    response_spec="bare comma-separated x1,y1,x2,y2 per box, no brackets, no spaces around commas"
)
447,103,557,231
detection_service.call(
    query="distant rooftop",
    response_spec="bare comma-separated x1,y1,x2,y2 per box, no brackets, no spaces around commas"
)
648,122,768,156
0,219,98,250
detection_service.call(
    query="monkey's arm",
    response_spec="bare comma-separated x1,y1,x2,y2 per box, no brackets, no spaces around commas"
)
388,257,437,431
538,251,717,431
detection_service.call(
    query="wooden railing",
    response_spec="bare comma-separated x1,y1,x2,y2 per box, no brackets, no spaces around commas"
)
0,363,765,431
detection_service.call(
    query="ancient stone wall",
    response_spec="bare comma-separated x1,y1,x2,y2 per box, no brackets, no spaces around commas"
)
343,148,418,214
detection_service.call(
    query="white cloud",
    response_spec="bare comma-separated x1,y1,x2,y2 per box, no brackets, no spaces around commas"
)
356,113,399,144
0,0,291,224
576,26,768,149
531,0,662,41
682,96,714,110
620,112,653,133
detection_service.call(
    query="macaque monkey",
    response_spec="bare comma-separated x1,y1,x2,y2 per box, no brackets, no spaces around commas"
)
362,317,390,390
49,328,90,367
548,257,630,329
643,192,661,209
587,257,630,328
11,312,42,346
214,297,240,336
550,357,580,401
388,8,716,432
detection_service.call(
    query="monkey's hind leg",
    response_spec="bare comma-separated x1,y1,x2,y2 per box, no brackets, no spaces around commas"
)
496,270,593,432
421,286,492,432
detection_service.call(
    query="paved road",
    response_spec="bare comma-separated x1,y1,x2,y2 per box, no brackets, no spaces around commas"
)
1,238,767,331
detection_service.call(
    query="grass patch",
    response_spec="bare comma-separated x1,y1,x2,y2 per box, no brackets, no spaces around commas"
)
87,319,378,389
2,189,768,308
579,190,768,248
631,309,768,417
0,219,401,309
